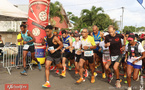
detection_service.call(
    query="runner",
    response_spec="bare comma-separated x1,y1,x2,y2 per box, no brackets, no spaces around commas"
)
60,30,74,77
92,25,105,78
76,28,96,83
105,25,126,88
125,33,145,90
72,33,82,74
19,24,41,75
42,25,64,88
99,36,113,83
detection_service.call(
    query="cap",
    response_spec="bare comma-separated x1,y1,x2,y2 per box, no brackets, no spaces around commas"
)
127,33,135,41
74,33,80,37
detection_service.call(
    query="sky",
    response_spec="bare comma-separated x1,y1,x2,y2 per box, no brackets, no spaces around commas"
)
8,0,145,28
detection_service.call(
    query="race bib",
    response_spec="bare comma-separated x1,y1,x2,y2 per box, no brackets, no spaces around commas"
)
48,46,54,50
23,45,29,50
63,44,68,48
95,41,100,45
111,55,119,61
131,47,134,52
84,50,93,57
103,54,110,60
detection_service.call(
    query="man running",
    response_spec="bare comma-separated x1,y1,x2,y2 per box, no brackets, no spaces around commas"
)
42,25,64,88
76,28,96,83
19,24,41,75
105,25,126,88
60,30,74,77
92,25,105,78
125,33,145,90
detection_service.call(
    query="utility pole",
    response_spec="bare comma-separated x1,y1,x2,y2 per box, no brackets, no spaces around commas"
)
121,7,124,31
120,16,122,31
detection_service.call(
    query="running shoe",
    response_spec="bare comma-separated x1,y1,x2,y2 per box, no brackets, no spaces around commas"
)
102,73,106,79
68,61,70,66
91,76,95,83
124,74,127,78
50,66,54,70
76,78,85,83
53,66,57,70
42,82,51,88
60,71,66,77
69,66,72,71
108,73,113,83
116,80,121,88
38,62,41,70
55,69,59,75
127,87,132,90
84,69,88,78
20,70,27,76
75,70,78,74
94,72,98,77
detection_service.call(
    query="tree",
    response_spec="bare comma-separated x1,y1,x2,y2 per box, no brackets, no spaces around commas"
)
81,6,104,26
123,26,136,33
49,1,64,23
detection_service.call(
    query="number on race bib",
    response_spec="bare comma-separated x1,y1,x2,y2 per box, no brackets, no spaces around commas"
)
23,45,29,50
48,46,54,50
111,55,119,61
63,44,68,48
84,51,93,57
95,41,99,45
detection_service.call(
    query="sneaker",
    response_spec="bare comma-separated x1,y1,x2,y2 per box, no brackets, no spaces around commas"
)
60,71,66,77
136,71,140,81
124,81,127,84
55,69,59,75
102,73,106,79
68,61,70,66
53,66,57,70
94,72,98,77
124,74,127,78
76,78,85,83
84,69,88,78
75,70,78,74
16,66,20,69
127,87,132,90
108,73,113,83
116,80,121,88
91,76,95,83
20,70,27,76
69,66,72,71
38,62,41,70
50,66,54,70
42,82,51,88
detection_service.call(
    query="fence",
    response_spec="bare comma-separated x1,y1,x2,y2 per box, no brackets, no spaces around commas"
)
0,45,35,75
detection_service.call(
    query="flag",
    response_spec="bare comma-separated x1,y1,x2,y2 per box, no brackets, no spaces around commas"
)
137,0,145,9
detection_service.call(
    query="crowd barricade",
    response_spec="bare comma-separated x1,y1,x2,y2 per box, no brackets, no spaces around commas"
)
1,45,35,75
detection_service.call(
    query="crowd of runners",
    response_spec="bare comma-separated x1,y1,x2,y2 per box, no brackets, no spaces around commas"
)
18,24,145,90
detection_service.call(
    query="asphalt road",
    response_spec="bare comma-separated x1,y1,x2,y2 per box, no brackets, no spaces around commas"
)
0,64,145,90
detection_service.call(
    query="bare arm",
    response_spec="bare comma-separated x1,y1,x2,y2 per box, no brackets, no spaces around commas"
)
27,31,36,43
54,36,63,50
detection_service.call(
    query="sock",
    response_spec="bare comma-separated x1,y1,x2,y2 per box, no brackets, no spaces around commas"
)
47,81,50,83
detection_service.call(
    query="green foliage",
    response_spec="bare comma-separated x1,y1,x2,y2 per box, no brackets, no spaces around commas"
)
50,1,64,23
68,6,119,31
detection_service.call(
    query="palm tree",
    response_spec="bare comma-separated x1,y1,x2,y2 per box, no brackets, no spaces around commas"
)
49,1,64,23
81,6,104,26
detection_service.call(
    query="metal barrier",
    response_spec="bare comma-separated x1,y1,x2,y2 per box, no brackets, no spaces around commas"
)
1,46,33,75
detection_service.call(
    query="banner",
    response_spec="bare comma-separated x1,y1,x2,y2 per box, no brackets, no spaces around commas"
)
27,0,50,43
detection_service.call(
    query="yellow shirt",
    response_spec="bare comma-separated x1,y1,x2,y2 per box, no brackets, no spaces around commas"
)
81,35,96,47
17,33,23,45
